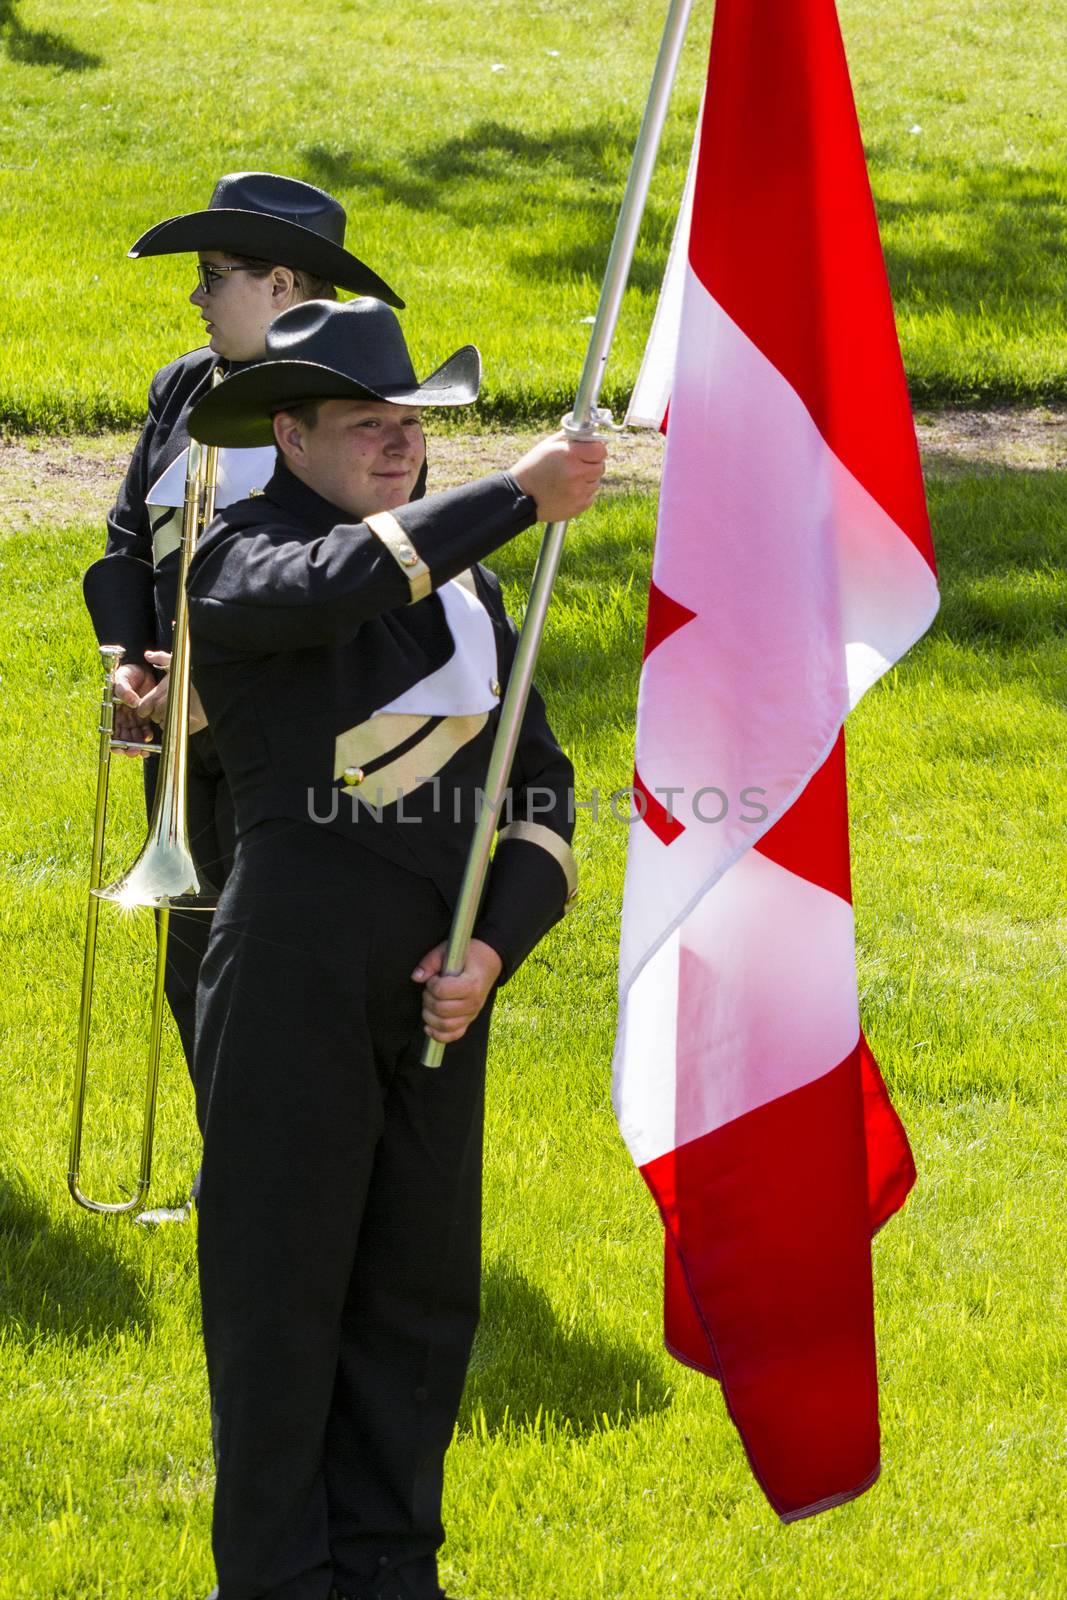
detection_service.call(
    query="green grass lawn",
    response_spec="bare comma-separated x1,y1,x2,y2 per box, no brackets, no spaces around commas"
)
0,453,1064,1597
1,0,1065,430
1,0,1064,1590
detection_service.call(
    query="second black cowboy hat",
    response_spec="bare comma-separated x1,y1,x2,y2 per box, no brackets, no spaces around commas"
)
187,298,481,448
128,171,404,307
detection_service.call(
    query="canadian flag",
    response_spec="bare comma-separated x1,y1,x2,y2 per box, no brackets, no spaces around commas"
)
614,0,940,1520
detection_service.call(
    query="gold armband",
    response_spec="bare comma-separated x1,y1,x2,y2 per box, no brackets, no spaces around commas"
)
497,821,579,908
364,511,431,603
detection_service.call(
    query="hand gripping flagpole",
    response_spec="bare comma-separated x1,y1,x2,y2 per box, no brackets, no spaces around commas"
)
422,0,695,1067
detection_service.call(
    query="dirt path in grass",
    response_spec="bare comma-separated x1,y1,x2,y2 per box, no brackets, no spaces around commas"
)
2,408,1064,535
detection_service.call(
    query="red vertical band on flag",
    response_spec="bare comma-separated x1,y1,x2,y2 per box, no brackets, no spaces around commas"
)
644,1050,881,1521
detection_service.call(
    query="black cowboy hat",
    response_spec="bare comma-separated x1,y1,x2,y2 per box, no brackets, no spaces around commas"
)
187,299,481,448
128,171,404,308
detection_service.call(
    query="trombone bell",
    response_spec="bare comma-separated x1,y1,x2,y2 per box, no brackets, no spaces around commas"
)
93,840,207,910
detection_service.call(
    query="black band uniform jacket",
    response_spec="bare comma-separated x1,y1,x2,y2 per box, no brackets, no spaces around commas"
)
185,461,578,978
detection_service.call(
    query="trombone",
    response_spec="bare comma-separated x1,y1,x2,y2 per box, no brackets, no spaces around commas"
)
68,431,220,1214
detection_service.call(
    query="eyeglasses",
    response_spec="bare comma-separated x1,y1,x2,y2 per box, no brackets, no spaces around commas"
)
195,263,261,295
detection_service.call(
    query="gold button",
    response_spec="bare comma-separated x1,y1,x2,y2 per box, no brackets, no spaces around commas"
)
398,544,418,567
248,487,264,498
342,766,365,787
490,679,501,698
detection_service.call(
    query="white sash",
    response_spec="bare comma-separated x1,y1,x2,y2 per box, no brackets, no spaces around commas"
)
376,581,498,717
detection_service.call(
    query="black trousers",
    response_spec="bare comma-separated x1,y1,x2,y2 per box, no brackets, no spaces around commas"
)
194,821,490,1600
143,731,235,1082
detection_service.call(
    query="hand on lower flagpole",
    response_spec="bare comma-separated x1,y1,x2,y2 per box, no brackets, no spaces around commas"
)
412,938,503,1044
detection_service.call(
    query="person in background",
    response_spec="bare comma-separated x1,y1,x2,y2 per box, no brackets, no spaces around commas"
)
82,173,403,1221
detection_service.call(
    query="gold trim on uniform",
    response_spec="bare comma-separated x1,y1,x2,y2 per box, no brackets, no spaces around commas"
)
497,821,579,907
365,511,432,603
151,509,183,567
334,712,431,780
334,711,490,807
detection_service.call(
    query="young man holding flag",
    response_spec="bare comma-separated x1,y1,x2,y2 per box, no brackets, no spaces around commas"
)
182,296,603,1600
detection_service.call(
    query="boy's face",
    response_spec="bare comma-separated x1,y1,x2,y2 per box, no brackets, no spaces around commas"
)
274,399,426,520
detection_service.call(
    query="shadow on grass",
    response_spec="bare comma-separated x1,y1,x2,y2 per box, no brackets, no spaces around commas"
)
870,149,1067,309
307,128,1065,401
0,1,102,70
0,1176,148,1341
458,1258,670,1438
301,120,680,292
870,150,1067,400
306,127,1066,318
924,467,1067,653
304,120,639,211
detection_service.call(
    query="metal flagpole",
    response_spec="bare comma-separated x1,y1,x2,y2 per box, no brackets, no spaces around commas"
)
422,0,696,1067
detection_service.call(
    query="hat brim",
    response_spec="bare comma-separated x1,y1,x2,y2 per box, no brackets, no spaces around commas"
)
128,209,405,308
188,347,482,448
